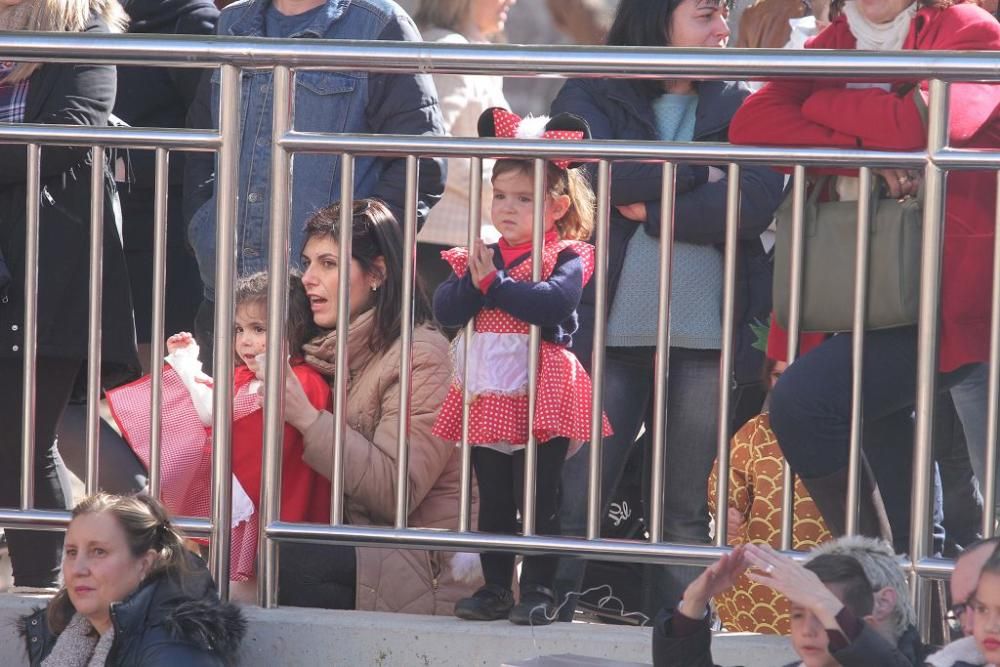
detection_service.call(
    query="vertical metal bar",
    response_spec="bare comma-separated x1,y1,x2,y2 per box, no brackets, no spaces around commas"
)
148,148,170,500
845,167,873,536
20,144,41,511
985,171,1000,538
84,146,106,494
714,163,741,548
649,163,677,544
522,158,545,537
781,165,807,551
330,155,355,526
458,157,483,533
910,80,949,626
586,160,611,541
259,64,293,608
395,156,419,529
209,64,242,597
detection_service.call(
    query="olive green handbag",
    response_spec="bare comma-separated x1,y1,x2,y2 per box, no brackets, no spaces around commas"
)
773,177,923,333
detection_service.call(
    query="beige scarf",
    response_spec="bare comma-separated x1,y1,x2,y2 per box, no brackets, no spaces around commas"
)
301,308,377,379
41,613,115,667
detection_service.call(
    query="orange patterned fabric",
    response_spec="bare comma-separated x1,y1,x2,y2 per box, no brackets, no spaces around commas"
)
707,412,831,635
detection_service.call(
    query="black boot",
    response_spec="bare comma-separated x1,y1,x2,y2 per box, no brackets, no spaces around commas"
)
455,584,514,621
509,584,557,626
799,459,893,543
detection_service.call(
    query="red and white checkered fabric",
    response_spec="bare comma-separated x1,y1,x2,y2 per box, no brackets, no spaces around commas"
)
107,367,266,581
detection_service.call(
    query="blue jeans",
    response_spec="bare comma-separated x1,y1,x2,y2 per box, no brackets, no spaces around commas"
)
950,363,991,497
555,346,720,620
769,327,972,551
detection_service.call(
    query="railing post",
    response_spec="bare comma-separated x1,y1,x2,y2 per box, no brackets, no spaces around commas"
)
911,78,950,636
586,160,611,540
649,162,677,545
148,148,170,501
713,163,741,548
19,143,42,512
209,63,242,599
259,64,294,608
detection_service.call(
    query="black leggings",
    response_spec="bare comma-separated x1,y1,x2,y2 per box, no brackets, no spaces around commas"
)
278,541,357,609
0,357,76,587
473,439,570,592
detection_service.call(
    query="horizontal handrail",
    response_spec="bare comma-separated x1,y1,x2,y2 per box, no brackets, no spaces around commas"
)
0,33,995,80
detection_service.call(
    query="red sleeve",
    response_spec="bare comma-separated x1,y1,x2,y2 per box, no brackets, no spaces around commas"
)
291,364,332,411
766,315,827,363
732,9,1000,152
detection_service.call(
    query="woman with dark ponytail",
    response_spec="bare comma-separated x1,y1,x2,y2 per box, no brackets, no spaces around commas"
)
20,493,246,666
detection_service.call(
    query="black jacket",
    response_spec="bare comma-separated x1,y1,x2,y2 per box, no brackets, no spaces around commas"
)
652,607,928,667
21,560,246,666
550,78,785,383
0,15,139,379
115,0,219,187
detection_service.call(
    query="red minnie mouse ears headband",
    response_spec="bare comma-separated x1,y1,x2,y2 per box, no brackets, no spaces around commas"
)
477,107,591,170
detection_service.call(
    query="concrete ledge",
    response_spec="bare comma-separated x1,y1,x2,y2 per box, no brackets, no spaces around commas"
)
0,594,798,666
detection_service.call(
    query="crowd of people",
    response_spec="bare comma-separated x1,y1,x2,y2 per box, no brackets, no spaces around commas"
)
0,0,998,663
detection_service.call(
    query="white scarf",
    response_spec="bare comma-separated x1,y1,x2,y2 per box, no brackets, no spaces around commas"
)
41,614,116,667
842,0,918,52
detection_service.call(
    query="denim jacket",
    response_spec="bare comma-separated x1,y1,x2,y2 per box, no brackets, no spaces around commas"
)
186,0,446,299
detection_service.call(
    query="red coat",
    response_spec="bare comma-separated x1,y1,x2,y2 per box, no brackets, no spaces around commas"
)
730,3,1000,372
231,361,332,525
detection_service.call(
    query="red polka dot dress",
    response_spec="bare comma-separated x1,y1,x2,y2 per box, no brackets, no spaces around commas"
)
432,237,612,452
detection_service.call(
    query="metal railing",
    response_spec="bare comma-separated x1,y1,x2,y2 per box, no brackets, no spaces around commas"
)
1,33,998,632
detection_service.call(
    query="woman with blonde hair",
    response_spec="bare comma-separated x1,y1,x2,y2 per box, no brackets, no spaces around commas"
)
413,0,516,294
0,0,140,593
20,493,246,666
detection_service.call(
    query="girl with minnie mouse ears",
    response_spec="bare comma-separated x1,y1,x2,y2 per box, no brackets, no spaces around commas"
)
432,107,612,626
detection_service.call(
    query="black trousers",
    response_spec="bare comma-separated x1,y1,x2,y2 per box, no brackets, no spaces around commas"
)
278,541,357,610
0,357,76,587
473,439,570,592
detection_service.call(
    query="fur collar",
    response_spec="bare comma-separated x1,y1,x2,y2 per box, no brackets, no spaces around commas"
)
925,636,989,667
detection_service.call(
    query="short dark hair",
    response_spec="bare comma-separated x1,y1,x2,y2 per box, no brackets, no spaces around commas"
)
805,554,875,617
303,199,433,354
234,271,317,359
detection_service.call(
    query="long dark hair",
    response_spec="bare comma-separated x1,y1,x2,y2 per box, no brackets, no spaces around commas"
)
47,493,194,634
303,199,433,354
605,0,728,96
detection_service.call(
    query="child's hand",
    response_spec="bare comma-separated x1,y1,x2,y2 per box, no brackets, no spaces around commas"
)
167,332,195,354
468,239,496,286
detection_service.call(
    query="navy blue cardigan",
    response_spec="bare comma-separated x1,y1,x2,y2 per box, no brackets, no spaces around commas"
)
550,78,785,383
433,245,584,347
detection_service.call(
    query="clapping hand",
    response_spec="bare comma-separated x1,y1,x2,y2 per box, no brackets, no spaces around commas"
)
678,544,749,620
468,239,496,286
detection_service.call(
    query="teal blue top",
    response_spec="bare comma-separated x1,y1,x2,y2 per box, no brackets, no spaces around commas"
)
606,93,723,350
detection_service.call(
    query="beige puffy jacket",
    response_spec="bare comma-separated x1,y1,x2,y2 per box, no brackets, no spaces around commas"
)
300,310,480,614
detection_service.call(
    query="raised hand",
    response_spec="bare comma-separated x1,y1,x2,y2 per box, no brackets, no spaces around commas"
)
678,544,749,620
744,543,844,629
167,331,195,354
